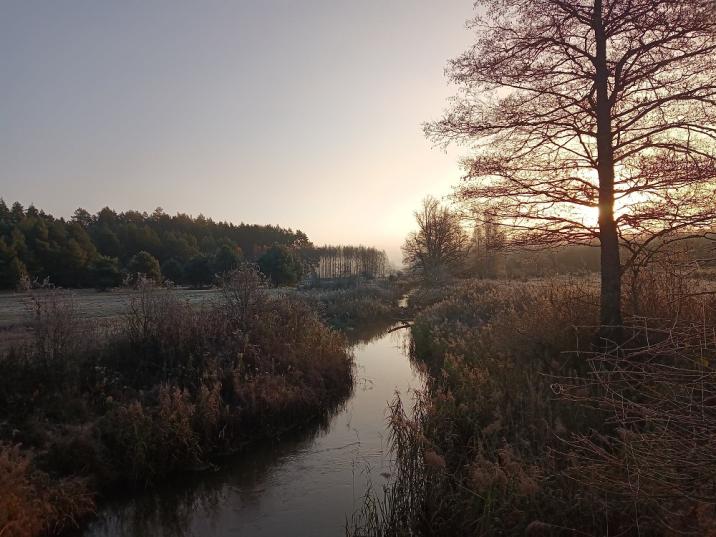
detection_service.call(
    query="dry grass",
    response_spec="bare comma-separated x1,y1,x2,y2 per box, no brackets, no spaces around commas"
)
350,272,716,536
0,267,354,535
0,444,94,537
299,281,405,328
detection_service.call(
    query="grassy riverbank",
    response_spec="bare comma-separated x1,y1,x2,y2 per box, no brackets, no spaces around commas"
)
351,274,716,536
298,278,408,330
0,269,354,537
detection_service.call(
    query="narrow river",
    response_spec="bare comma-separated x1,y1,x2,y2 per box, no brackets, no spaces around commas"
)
83,324,422,537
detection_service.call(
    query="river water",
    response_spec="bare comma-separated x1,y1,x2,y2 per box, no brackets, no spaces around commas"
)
83,324,422,537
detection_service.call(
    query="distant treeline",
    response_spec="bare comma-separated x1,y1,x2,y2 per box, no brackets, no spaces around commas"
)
306,245,388,280
0,200,309,289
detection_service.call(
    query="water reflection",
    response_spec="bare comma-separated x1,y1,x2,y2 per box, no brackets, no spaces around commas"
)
83,325,422,537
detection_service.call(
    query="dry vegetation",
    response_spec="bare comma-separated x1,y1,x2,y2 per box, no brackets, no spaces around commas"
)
299,278,407,329
350,268,716,536
0,268,354,537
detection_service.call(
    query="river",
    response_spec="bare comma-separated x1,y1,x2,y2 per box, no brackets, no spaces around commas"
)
82,323,422,537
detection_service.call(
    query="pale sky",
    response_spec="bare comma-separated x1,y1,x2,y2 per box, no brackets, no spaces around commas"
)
0,1,477,264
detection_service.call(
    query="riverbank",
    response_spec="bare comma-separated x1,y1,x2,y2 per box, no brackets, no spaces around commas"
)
81,321,422,537
0,268,356,537
350,276,716,536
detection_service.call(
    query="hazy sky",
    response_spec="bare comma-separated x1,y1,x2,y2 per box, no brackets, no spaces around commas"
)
0,1,477,263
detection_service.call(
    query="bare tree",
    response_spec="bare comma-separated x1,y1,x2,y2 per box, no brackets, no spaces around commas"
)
427,0,716,335
471,211,505,278
402,197,470,280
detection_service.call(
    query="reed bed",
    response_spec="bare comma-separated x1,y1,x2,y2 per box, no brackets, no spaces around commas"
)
350,273,716,536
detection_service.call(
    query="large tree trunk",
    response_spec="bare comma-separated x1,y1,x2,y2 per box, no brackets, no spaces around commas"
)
594,0,623,340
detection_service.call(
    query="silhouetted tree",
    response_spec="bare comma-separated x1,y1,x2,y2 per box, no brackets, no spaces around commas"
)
402,196,470,280
471,212,505,278
427,0,716,334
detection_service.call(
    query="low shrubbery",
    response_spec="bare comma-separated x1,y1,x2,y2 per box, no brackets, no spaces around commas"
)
351,274,716,536
0,268,353,536
300,280,406,329
0,445,94,537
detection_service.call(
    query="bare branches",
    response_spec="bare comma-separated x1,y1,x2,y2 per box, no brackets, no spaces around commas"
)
402,197,471,279
428,0,716,262
555,322,716,523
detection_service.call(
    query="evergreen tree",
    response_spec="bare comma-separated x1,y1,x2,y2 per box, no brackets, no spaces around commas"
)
258,245,303,286
212,244,242,275
128,251,161,283
160,258,185,284
184,255,213,287
91,256,123,290
0,241,28,289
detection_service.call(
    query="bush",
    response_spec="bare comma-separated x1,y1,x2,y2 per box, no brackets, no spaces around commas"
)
127,251,161,283
0,444,94,537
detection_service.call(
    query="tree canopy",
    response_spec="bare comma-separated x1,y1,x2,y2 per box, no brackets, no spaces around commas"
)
427,0,716,330
0,201,309,289
402,196,471,280
258,245,304,286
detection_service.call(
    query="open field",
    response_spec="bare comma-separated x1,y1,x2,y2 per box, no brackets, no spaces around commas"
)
0,288,223,329
0,288,228,352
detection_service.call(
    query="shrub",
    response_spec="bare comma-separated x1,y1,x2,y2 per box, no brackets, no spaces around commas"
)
127,251,161,283
0,444,94,537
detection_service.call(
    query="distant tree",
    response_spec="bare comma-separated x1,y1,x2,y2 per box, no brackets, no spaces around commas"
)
161,258,185,285
91,256,123,290
470,212,505,278
0,199,10,223
184,255,213,287
128,251,161,283
72,208,93,228
427,0,716,332
92,226,122,259
212,244,243,275
10,202,24,223
161,232,197,262
258,245,304,286
0,243,27,289
402,197,470,280
199,235,217,254
6,257,28,289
